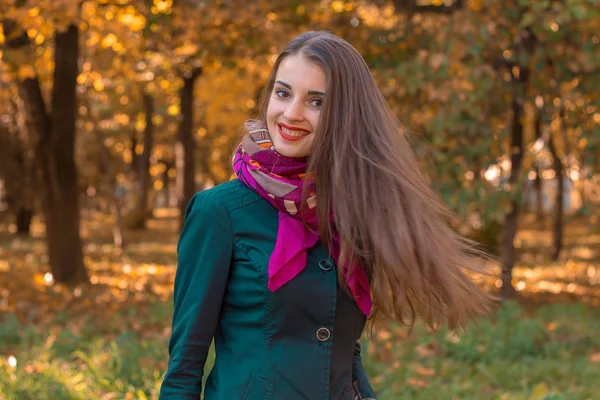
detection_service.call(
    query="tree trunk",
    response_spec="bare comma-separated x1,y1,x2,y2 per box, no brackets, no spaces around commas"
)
16,207,33,234
42,24,87,283
131,130,140,174
499,67,529,299
97,124,126,249
533,104,544,222
0,123,34,236
176,67,202,228
548,134,564,261
161,160,173,207
111,198,125,249
130,91,154,229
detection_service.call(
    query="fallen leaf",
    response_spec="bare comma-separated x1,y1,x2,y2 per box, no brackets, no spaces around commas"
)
589,353,600,363
415,366,436,377
407,378,429,388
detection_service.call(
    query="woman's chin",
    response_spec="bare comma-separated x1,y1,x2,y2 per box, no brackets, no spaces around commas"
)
272,139,311,158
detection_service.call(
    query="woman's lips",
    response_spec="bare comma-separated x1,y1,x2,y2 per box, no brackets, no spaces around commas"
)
277,123,309,142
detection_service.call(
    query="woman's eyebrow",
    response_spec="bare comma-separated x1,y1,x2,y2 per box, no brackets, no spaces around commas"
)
275,80,325,96
275,80,291,89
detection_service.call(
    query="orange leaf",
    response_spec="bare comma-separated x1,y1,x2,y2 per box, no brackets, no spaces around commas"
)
415,344,437,357
415,366,436,377
407,378,429,388
590,353,600,363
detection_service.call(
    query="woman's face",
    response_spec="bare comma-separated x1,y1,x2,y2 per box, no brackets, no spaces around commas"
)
266,54,326,158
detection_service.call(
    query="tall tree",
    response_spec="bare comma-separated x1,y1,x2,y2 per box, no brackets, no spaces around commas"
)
128,90,154,229
4,20,88,283
0,85,34,235
548,109,565,261
175,66,202,226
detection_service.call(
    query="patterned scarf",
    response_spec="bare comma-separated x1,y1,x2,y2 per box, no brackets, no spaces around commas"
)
232,119,372,316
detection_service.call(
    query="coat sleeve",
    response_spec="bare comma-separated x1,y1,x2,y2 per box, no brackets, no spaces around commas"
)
352,341,377,399
159,191,233,399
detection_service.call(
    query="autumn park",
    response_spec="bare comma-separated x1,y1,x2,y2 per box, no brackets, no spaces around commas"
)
0,0,599,398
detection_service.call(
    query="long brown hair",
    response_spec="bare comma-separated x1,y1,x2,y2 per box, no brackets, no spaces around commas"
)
257,31,494,332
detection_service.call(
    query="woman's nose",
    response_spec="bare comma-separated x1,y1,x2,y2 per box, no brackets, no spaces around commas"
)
283,99,304,121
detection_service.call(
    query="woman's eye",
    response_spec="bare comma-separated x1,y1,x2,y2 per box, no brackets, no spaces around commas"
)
310,98,323,108
275,89,289,99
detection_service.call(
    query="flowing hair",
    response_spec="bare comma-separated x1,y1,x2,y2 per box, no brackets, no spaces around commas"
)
256,31,494,332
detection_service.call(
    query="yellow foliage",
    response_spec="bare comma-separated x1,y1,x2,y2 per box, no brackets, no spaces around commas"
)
152,0,173,14
150,164,163,177
17,65,37,80
112,42,125,54
114,113,130,125
331,1,345,13
173,43,198,57
93,79,104,92
34,34,45,45
135,120,146,132
130,16,147,31
123,150,132,164
152,115,163,126
167,104,180,116
86,32,100,46
101,33,117,48
118,13,134,25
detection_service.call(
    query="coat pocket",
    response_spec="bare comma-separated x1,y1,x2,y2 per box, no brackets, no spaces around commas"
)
243,371,274,400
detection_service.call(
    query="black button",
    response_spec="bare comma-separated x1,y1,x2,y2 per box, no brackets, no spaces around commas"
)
316,327,331,342
318,259,333,271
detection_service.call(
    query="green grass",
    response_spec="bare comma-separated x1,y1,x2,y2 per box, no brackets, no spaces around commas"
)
1,301,599,399
364,301,600,400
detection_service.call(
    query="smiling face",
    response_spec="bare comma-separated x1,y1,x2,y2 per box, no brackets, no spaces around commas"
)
266,54,326,158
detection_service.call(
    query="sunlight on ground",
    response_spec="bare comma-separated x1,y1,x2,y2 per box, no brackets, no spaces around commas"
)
1,211,599,337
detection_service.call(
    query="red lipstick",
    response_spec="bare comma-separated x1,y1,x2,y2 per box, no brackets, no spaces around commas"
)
278,122,309,132
277,122,310,142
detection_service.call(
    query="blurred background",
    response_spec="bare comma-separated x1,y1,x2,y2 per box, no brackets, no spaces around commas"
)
0,0,599,399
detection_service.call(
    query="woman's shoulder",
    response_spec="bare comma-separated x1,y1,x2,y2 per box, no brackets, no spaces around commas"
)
188,178,261,215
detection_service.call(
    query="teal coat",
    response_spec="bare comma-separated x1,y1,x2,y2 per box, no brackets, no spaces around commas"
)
159,179,377,400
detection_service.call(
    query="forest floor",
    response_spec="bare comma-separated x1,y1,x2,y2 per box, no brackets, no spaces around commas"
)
1,210,599,399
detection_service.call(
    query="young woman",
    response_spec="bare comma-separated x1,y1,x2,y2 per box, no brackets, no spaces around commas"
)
159,31,492,400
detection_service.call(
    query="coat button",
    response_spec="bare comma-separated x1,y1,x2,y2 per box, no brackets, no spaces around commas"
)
318,259,333,271
316,327,331,342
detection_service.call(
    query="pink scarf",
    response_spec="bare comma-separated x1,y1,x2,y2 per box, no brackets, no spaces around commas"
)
232,120,372,316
